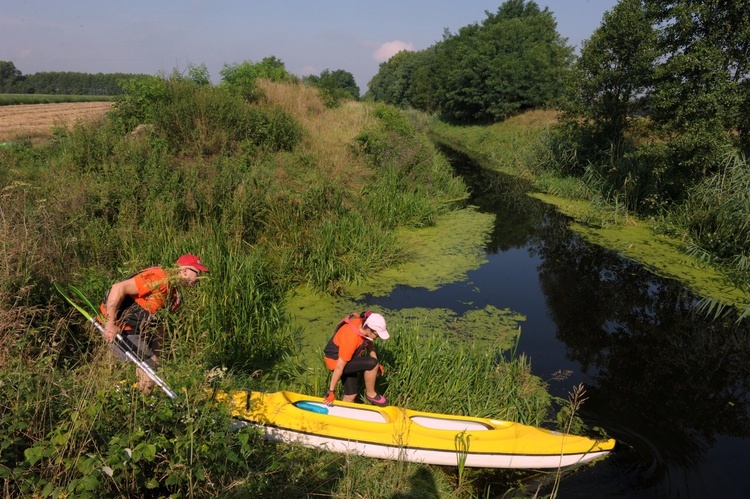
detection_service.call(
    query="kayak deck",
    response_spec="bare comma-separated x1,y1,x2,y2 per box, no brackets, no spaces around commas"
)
214,390,615,469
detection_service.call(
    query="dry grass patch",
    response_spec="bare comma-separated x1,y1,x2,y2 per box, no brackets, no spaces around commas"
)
258,79,326,118
259,80,375,183
504,109,559,128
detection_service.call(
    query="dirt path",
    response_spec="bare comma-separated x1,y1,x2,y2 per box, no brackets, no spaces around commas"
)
0,101,113,143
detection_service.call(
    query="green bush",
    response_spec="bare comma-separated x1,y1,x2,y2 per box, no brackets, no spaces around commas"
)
109,77,303,156
220,57,296,102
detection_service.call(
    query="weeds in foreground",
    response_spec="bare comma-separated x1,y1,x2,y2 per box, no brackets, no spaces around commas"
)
455,430,472,492
549,384,588,498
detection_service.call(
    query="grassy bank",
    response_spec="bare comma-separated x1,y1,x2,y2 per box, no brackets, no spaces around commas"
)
0,78,584,497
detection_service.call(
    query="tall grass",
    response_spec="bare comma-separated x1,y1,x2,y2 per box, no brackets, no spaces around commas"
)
668,150,750,263
663,150,750,320
429,110,560,180
381,323,549,424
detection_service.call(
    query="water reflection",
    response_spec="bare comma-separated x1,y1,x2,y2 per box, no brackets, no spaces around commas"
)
529,183,750,451
369,145,750,497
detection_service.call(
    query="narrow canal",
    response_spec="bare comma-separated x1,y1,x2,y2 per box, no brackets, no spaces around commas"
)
364,147,750,498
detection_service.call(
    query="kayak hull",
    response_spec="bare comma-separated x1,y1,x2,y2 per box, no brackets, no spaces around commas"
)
216,390,615,469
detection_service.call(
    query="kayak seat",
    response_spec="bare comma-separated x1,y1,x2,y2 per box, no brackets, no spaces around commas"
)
294,401,388,423
410,416,492,431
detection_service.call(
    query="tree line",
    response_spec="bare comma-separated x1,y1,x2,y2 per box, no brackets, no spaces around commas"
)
0,58,361,102
0,61,150,95
366,0,574,123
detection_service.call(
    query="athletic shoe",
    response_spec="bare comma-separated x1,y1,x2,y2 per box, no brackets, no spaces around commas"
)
366,393,388,406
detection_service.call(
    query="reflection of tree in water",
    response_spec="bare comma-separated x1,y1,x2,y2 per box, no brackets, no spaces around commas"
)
437,144,543,254
532,216,750,464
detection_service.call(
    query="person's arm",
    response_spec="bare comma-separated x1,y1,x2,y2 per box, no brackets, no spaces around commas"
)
102,277,138,343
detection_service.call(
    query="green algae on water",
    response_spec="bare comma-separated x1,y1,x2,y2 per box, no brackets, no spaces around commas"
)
386,306,524,352
286,207,524,360
348,206,494,297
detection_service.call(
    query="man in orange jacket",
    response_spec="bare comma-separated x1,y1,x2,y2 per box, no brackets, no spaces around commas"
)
323,311,390,406
98,253,209,393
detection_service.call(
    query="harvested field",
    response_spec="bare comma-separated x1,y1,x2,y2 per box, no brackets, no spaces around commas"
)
0,101,113,144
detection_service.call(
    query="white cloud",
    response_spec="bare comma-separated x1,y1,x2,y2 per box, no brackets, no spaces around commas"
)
373,41,414,63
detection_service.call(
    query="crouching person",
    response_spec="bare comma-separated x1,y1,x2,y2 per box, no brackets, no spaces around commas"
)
323,311,390,406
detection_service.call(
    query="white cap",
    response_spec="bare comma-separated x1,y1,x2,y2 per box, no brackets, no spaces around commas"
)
364,313,389,339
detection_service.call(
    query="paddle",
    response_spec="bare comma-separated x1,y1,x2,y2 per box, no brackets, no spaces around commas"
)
54,282,178,399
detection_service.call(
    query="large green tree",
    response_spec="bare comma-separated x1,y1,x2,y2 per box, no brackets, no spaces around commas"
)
303,68,360,103
0,60,23,92
366,0,573,123
646,0,750,172
556,0,750,210
564,0,657,161
433,0,574,123
366,50,421,107
365,48,441,111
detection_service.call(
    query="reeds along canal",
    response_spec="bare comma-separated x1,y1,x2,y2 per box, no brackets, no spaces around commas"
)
363,145,750,498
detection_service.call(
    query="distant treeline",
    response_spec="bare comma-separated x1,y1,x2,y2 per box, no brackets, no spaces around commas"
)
0,60,150,95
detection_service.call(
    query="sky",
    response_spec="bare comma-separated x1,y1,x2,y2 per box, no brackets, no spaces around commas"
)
2,0,620,93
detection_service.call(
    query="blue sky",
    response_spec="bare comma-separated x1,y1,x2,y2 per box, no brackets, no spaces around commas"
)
2,0,619,92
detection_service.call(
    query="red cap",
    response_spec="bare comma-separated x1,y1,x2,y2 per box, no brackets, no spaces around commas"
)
176,254,209,273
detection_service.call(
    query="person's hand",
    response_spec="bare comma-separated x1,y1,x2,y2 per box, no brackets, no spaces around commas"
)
378,364,384,376
324,390,335,406
102,321,117,343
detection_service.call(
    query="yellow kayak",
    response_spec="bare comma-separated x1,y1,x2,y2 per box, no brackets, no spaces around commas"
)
213,390,615,469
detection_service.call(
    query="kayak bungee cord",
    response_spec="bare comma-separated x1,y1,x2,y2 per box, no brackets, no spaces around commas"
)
54,282,178,399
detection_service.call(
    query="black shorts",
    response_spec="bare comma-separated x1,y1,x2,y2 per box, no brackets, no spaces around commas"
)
340,356,379,396
111,332,161,368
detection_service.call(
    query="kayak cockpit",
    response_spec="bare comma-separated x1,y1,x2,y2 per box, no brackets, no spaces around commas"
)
294,401,499,431
409,416,492,431
295,401,388,423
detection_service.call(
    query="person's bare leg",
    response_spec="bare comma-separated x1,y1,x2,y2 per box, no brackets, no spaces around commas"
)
364,366,379,399
136,367,154,394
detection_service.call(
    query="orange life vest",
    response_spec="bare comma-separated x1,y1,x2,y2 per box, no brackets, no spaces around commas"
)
323,311,373,367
